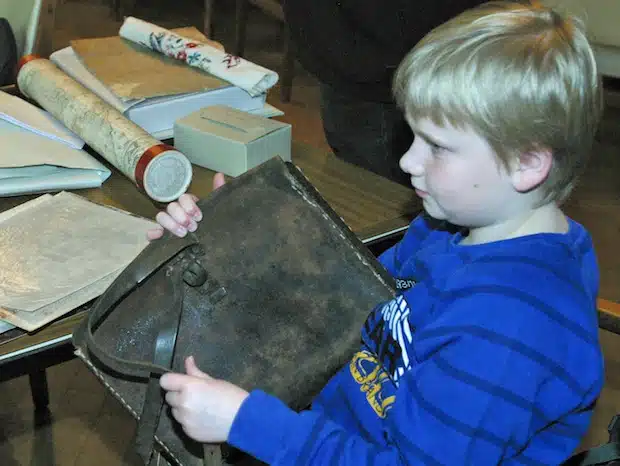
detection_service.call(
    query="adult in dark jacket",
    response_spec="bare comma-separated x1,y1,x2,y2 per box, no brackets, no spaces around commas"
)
284,0,486,185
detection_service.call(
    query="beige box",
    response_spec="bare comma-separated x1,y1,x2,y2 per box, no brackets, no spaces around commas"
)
174,105,292,177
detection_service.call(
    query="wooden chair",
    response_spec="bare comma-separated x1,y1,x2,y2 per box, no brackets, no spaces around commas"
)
0,0,58,413
0,0,57,93
0,0,57,59
560,298,620,465
598,298,620,336
204,0,295,103
229,0,295,103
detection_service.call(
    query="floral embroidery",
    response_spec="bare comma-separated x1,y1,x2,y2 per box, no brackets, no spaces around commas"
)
120,16,277,96
222,54,241,69
187,52,209,66
140,31,214,72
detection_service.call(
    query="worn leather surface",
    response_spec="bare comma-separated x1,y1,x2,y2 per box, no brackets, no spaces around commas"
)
73,157,396,465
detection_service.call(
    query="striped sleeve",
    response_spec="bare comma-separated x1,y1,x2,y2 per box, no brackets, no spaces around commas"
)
228,284,602,465
378,214,435,275
385,320,599,465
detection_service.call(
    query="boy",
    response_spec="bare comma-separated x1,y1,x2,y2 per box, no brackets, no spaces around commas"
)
148,1,604,463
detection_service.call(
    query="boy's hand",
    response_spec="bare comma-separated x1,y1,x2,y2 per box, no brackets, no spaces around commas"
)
160,356,249,443
146,173,226,240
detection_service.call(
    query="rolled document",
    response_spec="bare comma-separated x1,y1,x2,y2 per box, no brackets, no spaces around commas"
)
16,56,192,202
119,16,278,97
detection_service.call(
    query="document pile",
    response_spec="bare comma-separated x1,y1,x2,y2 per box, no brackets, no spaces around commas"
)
49,23,281,140
0,90,111,197
0,191,155,331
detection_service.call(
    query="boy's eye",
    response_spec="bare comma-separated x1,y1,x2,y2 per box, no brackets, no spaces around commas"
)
412,132,449,155
428,141,444,154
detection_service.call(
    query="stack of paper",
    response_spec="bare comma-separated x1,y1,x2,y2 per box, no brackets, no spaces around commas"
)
0,319,15,335
48,25,281,140
0,192,156,331
0,90,111,197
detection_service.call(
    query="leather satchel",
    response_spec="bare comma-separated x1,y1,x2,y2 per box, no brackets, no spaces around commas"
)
72,157,396,465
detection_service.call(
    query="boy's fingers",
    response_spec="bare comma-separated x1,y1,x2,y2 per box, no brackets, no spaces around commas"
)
156,211,188,237
166,203,191,226
213,173,226,190
146,226,164,241
167,203,198,233
178,195,202,222
185,356,211,380
165,390,181,408
160,372,191,392
176,193,199,210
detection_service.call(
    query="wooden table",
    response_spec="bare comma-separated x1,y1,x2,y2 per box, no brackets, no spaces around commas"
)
0,141,419,405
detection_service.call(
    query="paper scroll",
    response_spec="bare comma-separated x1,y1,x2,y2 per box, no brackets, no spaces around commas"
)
16,56,192,202
119,16,278,97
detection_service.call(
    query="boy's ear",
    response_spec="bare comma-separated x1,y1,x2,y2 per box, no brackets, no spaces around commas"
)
510,148,553,193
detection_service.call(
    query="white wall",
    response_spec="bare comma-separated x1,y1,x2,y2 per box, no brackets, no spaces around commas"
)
542,0,620,78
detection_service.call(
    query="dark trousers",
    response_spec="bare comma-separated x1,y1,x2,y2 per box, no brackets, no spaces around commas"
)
320,84,413,186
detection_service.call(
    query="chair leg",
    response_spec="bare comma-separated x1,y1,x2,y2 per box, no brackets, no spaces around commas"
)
234,0,249,56
112,0,122,21
280,26,294,103
36,0,57,58
204,0,214,38
113,0,136,22
28,368,50,413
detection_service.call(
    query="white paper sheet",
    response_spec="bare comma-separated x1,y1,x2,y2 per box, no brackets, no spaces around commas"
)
0,191,156,312
0,193,53,221
49,46,140,113
0,119,111,197
0,195,52,333
0,90,85,149
0,319,15,334
0,266,124,331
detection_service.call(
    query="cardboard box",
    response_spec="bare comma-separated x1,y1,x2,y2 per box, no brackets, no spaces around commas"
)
174,105,292,177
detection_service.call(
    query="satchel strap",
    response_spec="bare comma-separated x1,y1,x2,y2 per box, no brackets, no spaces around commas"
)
73,231,201,378
563,416,620,465
72,230,218,464
135,263,187,464
564,443,620,466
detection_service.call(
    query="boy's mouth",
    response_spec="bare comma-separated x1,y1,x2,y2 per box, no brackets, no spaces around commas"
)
415,188,428,198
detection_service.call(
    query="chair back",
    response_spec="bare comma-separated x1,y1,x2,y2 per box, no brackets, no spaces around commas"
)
0,0,55,58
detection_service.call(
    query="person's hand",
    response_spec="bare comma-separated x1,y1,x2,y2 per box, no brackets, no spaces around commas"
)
147,173,226,240
160,356,249,443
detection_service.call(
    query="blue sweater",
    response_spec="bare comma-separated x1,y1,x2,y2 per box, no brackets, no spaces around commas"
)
229,215,604,465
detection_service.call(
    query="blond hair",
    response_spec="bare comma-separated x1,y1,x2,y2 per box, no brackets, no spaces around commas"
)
393,1,602,203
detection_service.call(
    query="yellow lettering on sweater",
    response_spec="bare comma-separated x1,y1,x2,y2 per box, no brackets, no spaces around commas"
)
350,350,395,418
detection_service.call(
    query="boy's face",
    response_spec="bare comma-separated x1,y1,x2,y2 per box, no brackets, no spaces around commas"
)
400,117,518,228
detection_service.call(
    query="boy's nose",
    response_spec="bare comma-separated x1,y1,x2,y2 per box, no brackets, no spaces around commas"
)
399,148,425,177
